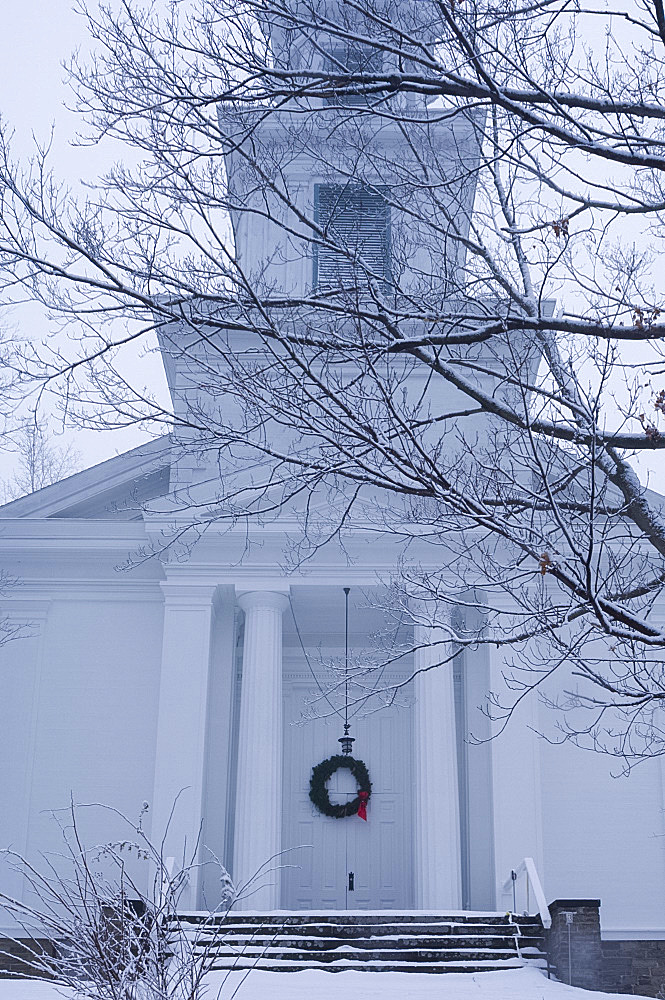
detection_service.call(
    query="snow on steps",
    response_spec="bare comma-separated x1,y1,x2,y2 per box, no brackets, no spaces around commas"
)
173,911,547,974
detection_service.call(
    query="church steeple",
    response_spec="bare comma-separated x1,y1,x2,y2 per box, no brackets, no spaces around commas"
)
224,2,475,300
261,1,438,81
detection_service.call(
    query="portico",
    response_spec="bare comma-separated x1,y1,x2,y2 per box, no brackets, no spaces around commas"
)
149,577,494,912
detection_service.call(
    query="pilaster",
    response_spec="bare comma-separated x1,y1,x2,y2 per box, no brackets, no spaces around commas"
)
151,579,219,909
490,638,544,904
413,622,462,908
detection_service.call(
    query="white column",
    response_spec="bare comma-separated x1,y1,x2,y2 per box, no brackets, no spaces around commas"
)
151,580,218,910
233,589,289,910
414,622,462,909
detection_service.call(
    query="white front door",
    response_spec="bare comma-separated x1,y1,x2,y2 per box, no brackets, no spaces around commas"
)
282,679,413,909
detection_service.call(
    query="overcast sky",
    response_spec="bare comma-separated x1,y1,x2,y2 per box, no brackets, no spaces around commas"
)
0,1,165,482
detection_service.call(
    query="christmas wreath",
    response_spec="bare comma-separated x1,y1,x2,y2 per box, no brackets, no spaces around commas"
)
309,755,372,820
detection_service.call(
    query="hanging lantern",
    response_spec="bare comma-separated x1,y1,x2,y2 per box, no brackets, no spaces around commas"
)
338,722,355,755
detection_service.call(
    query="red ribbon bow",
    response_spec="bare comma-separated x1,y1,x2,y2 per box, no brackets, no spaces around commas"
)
357,791,369,821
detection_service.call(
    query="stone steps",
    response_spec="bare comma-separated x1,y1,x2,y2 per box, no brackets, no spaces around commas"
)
196,922,535,935
179,910,541,929
194,934,531,948
200,960,527,973
173,911,547,973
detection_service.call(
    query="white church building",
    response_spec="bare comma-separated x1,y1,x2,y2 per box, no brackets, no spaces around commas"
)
1,2,665,961
2,436,665,936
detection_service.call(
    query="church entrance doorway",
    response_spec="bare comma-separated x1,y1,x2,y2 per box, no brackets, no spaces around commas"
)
282,678,413,910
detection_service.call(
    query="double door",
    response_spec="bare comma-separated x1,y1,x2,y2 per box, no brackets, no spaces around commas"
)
282,678,413,909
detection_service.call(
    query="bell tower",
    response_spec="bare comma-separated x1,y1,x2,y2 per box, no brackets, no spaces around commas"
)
223,1,479,302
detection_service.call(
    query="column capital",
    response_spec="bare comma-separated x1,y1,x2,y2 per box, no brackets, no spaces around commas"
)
160,580,220,608
237,589,289,614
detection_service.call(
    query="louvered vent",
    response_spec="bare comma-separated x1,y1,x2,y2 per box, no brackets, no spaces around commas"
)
324,45,384,106
314,185,391,290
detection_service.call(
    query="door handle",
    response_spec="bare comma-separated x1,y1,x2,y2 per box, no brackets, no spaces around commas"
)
348,871,354,891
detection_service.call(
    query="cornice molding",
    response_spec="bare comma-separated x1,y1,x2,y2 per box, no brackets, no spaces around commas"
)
1,581,163,603
0,521,150,551
153,563,397,585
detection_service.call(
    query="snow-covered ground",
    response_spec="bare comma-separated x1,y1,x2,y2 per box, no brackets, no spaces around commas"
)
0,967,652,1000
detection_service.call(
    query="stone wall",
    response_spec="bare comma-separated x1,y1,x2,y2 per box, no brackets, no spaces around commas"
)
546,899,665,996
0,939,55,978
548,899,603,990
601,940,665,997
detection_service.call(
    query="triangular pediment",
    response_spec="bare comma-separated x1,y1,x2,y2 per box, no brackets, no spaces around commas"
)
0,436,172,520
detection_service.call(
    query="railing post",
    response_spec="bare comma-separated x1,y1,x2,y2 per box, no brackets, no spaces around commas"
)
503,858,551,929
